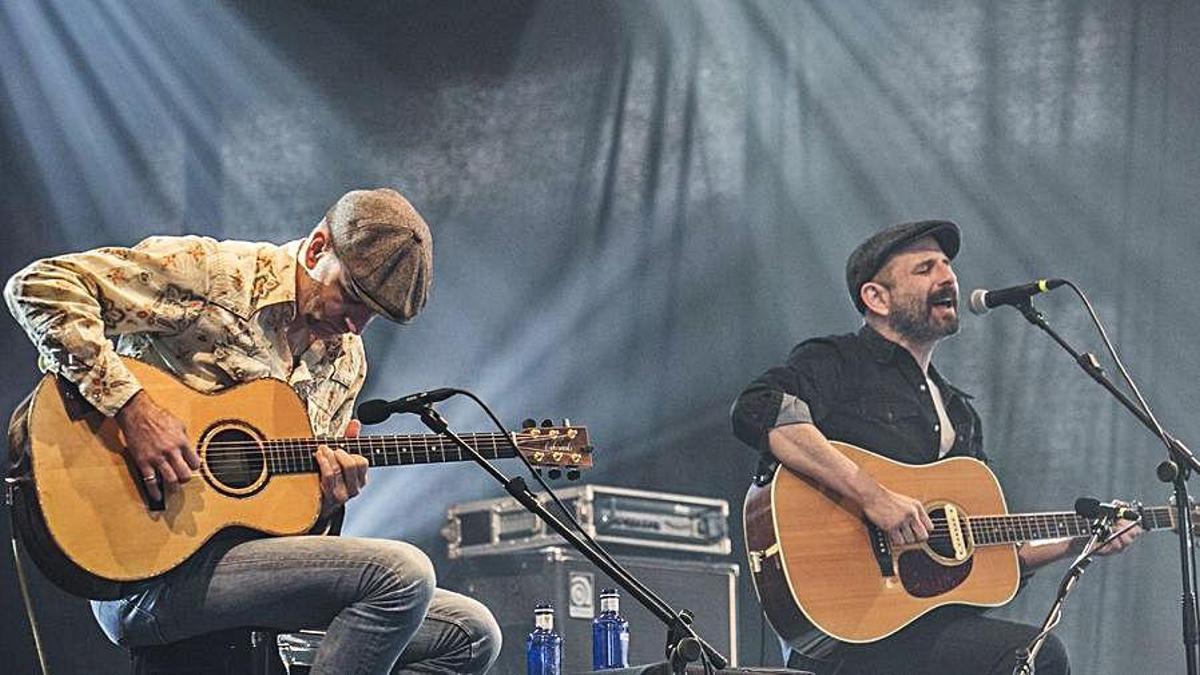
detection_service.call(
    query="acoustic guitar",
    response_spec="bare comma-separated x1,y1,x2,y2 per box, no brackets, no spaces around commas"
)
8,357,593,599
744,441,1190,644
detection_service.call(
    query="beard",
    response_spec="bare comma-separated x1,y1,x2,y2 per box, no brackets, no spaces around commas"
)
887,288,959,343
298,294,338,337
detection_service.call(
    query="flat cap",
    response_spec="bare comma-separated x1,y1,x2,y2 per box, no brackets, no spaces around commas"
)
326,188,433,323
845,219,960,313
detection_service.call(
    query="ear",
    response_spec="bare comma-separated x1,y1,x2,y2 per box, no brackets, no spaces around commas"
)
304,229,329,270
860,281,891,316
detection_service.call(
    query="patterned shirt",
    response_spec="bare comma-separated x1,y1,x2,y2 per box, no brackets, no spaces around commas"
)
4,235,366,437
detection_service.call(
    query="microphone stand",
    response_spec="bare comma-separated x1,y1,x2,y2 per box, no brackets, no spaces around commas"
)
1013,298,1200,674
412,404,729,673
1013,514,1113,674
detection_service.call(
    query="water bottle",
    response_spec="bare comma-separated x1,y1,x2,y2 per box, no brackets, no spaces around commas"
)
526,603,562,675
592,588,630,669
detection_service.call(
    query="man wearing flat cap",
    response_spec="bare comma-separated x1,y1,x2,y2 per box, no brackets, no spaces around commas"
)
731,221,1138,674
5,188,501,674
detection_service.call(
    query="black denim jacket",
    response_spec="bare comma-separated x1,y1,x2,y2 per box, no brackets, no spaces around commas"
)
731,324,985,479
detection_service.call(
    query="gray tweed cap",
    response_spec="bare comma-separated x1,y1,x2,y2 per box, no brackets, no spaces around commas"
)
325,188,433,323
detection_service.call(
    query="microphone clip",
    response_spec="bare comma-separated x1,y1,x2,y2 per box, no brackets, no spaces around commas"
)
1075,496,1141,526
416,404,449,434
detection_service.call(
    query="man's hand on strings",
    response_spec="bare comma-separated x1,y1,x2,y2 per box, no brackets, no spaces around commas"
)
862,484,934,547
116,390,202,502
315,419,369,517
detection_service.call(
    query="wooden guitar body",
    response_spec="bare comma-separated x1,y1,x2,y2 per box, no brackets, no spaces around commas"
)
10,357,592,599
16,359,320,597
744,442,1020,644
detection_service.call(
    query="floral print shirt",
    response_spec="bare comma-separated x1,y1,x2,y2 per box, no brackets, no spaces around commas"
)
5,235,366,436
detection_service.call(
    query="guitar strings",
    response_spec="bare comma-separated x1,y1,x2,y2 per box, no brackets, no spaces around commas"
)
881,514,1158,546
194,435,571,471
200,432,516,447
197,447,512,470
199,441,528,457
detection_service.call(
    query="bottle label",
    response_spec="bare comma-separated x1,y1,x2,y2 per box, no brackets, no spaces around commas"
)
600,597,619,613
535,612,554,631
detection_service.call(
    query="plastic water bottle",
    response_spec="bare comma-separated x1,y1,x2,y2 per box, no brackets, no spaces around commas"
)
592,588,630,669
526,603,562,675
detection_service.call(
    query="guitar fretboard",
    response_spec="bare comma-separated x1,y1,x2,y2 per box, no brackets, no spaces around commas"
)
226,434,521,474
969,506,1174,546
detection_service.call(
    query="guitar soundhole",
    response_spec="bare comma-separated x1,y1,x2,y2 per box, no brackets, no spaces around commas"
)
204,427,265,492
925,506,956,559
898,506,973,598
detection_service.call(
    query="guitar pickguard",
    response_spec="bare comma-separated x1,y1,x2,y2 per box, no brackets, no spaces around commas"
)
898,550,973,598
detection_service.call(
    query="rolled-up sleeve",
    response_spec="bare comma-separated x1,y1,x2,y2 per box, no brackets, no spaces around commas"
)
730,339,844,453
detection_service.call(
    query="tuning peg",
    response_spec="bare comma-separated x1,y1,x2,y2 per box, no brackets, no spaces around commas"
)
566,469,580,481
541,419,554,428
522,418,537,429
534,468,544,477
548,469,562,480
561,417,571,427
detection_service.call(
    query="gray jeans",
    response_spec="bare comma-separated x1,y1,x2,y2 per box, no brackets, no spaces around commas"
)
91,534,501,674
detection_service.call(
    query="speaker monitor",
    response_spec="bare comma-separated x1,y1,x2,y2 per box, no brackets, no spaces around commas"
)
445,547,739,675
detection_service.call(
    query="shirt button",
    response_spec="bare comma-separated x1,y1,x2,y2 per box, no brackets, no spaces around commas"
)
933,424,940,432
919,384,927,391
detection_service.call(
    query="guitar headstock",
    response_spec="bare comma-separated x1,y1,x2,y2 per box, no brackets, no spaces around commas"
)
514,419,593,479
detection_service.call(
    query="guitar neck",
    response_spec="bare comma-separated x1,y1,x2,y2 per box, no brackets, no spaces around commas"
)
969,506,1174,547
256,434,517,475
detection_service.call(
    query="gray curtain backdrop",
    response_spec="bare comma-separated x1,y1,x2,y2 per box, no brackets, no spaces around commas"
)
1,1,1197,672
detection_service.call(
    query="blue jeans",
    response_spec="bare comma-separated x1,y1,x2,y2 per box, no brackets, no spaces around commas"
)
91,534,501,674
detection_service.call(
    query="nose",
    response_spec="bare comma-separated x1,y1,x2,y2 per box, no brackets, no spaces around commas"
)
936,260,958,288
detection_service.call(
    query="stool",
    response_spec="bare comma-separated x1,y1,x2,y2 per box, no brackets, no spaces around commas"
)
129,628,284,675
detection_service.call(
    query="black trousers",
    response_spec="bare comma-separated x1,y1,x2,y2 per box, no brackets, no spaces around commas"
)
786,608,1069,675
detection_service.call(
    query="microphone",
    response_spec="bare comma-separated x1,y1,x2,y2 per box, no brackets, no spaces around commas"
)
1074,497,1141,522
968,279,1066,315
356,388,457,424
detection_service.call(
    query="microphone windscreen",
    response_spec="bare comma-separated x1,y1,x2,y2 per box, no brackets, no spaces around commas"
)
968,288,990,315
1074,497,1102,519
356,398,392,425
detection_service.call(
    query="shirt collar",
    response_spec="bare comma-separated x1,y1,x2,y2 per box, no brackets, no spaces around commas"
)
858,323,902,364
252,239,303,314
857,323,971,399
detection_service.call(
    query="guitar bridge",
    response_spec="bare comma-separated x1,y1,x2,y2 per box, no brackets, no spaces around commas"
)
864,521,896,577
943,503,969,561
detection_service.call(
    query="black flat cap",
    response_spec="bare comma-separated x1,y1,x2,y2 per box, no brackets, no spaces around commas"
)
845,219,961,313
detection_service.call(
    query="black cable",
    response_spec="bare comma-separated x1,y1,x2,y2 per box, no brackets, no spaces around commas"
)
9,531,50,675
451,389,608,558
454,388,686,618
759,606,768,666
1063,280,1172,446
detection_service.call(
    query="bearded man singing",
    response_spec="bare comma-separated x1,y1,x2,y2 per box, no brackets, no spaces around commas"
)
731,220,1139,675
